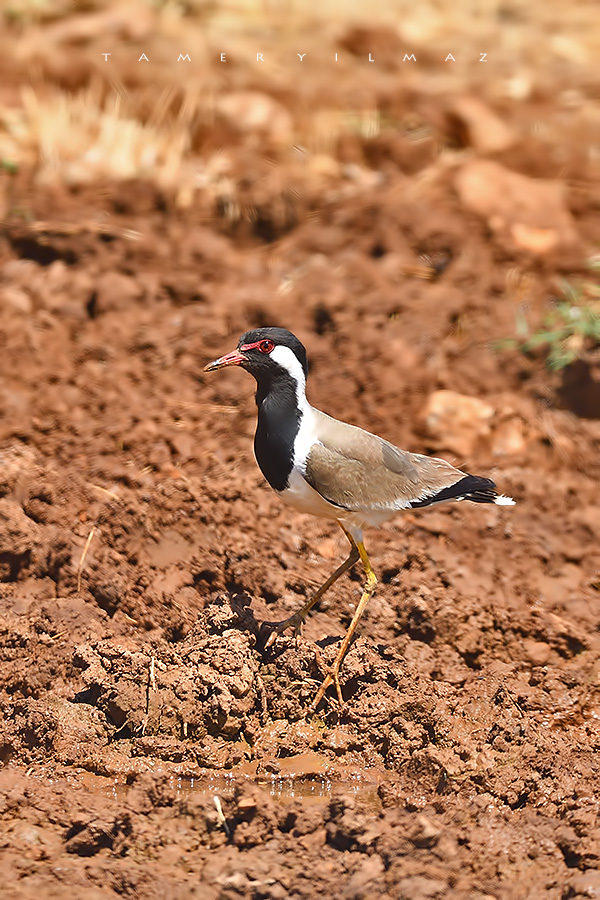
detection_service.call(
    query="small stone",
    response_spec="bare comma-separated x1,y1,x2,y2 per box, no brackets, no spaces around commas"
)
446,95,516,153
0,286,32,314
522,639,551,667
422,389,494,457
454,160,579,257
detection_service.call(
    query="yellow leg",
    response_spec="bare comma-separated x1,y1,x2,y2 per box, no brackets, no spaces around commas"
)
311,539,377,711
264,523,359,648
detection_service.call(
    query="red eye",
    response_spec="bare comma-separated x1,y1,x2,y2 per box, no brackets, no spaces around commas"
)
259,339,275,353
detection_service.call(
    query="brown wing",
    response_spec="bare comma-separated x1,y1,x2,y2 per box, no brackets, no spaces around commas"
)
304,413,467,512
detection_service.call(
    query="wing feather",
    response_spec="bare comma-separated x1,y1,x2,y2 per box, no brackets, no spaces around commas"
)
303,415,468,511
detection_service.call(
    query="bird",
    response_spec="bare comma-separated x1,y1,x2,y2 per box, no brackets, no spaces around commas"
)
204,326,515,709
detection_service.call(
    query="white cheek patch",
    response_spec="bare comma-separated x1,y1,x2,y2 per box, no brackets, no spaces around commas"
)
271,345,307,400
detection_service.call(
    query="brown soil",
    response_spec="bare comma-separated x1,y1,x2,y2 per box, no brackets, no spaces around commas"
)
1,10,600,899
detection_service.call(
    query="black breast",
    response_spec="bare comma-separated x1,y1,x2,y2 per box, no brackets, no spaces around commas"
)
254,375,302,492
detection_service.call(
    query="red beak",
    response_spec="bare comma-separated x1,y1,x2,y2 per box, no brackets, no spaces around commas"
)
204,348,246,372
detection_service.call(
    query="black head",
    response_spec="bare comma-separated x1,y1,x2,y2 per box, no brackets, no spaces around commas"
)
204,327,308,383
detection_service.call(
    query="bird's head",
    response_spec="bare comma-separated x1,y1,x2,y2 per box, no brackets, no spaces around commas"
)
204,327,309,386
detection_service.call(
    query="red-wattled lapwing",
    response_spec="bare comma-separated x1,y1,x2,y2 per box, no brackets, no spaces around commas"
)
205,327,515,709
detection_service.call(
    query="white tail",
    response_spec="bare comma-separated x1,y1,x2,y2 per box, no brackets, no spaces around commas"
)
494,495,516,506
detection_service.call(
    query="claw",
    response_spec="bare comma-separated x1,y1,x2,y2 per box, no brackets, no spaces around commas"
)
311,648,345,711
262,614,302,649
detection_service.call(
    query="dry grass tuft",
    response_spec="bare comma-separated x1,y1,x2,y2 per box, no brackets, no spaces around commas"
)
10,84,193,186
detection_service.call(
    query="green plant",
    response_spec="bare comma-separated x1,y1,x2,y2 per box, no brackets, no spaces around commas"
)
501,268,600,371
0,159,18,174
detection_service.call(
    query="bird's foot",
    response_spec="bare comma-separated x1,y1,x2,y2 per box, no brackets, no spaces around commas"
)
261,613,303,650
311,648,344,710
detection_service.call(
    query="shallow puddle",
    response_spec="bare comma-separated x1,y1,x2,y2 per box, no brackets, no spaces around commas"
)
68,769,384,811
173,773,382,809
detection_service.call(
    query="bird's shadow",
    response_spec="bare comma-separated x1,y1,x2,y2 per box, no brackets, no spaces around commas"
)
226,592,263,639
226,591,346,655
226,591,285,654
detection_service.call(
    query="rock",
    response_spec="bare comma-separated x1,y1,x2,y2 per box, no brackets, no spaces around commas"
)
0,286,32,314
446,95,516,153
422,389,494,457
454,160,579,257
522,639,551,666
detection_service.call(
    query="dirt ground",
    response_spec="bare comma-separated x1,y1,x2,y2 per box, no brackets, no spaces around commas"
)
1,3,600,898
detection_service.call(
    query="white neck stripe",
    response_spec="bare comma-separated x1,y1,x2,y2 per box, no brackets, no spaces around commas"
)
270,344,310,413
